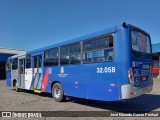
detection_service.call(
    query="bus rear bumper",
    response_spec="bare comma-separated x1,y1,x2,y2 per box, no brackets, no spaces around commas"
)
121,84,153,100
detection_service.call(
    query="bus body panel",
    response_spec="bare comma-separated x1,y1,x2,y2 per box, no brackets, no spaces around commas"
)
6,71,12,87
11,70,18,87
6,57,12,87
116,26,131,87
43,61,120,101
25,68,33,90
85,62,120,101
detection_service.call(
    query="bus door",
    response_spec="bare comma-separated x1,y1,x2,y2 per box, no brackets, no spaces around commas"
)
19,58,25,88
33,55,42,90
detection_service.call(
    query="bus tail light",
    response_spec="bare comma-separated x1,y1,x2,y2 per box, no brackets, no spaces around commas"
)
130,91,134,95
128,68,134,85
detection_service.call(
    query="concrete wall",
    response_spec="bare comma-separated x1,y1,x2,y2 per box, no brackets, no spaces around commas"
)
0,48,26,79
0,48,26,54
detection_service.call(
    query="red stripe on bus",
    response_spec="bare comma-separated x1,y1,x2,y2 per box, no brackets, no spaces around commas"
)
41,69,49,92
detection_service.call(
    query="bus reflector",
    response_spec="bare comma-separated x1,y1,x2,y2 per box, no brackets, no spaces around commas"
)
108,89,112,92
110,84,119,86
34,90,41,93
75,82,80,84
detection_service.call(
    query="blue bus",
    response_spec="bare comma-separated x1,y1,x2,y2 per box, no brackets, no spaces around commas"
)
6,23,153,102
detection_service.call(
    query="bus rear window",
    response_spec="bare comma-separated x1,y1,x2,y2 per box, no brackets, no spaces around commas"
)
131,30,151,59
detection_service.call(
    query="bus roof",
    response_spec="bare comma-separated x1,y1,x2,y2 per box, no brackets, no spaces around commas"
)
26,23,150,55
27,24,118,54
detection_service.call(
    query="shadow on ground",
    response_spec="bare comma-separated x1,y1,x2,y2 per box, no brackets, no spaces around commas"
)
73,94,160,113
21,89,160,112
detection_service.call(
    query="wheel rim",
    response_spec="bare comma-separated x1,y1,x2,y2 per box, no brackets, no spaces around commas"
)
54,87,61,98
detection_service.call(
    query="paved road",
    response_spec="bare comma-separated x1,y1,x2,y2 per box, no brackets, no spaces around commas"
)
0,79,160,120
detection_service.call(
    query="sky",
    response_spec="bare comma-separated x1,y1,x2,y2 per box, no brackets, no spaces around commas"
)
0,0,160,51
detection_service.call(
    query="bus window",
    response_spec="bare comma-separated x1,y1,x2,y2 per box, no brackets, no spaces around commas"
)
12,58,18,70
60,45,70,65
83,35,114,63
6,60,12,72
20,59,25,74
38,56,42,67
131,30,151,59
26,55,31,68
34,57,37,68
70,43,81,64
44,48,59,66
60,43,81,65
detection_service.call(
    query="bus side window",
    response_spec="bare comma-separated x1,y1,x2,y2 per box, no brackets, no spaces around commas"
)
34,57,37,68
26,55,31,69
12,58,18,70
83,39,96,63
6,61,11,72
83,35,114,63
104,48,113,61
38,56,42,67
70,43,81,64
44,48,59,66
60,45,70,65
60,43,81,65
20,60,24,74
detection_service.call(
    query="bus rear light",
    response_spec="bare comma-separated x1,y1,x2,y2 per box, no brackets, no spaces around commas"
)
129,74,133,79
128,68,134,85
75,82,80,84
130,92,134,94
110,84,119,86
114,84,119,86
141,76,146,81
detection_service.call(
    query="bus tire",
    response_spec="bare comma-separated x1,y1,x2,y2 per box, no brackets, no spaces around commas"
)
52,83,65,102
15,81,20,92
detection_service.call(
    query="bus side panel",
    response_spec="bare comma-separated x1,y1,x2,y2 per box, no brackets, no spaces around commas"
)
42,68,50,93
11,70,18,87
25,68,33,90
6,71,11,87
43,66,87,98
61,66,87,98
85,63,120,101
43,62,121,101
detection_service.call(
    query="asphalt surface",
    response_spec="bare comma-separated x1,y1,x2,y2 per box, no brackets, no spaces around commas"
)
0,78,160,120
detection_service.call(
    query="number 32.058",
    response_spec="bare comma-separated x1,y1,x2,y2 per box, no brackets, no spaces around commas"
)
97,67,115,73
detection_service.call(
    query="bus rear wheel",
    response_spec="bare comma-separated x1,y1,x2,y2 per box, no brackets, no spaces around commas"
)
52,83,65,102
